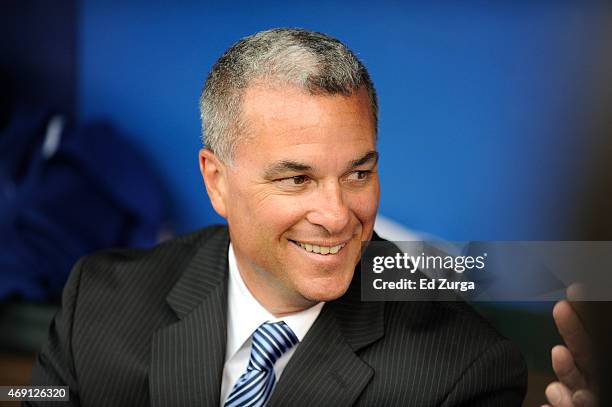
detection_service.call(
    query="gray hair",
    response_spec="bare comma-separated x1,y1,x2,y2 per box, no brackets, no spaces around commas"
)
199,28,378,163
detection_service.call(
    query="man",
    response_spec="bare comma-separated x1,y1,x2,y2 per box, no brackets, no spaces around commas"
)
30,28,528,406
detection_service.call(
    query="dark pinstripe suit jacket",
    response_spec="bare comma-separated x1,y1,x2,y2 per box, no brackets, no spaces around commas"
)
29,225,527,406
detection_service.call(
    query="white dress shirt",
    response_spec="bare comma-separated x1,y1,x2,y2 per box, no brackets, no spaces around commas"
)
220,243,324,405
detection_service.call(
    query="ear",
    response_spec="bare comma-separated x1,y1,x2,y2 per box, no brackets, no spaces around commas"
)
199,148,228,218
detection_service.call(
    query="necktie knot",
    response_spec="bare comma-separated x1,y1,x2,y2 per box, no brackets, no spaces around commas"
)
248,321,298,371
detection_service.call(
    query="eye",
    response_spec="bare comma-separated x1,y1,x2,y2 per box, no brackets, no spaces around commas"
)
276,175,310,187
290,175,308,185
356,171,370,180
346,170,371,182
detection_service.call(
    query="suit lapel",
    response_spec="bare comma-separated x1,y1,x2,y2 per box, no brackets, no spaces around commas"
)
268,265,385,407
150,227,230,407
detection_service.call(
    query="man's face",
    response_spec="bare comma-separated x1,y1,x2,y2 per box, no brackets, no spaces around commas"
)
206,84,379,311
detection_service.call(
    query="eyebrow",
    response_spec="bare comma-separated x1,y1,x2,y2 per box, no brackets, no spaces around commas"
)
263,160,312,179
263,150,379,179
349,150,379,169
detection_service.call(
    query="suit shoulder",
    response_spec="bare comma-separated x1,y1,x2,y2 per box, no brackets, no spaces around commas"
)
385,300,507,354
363,300,526,404
387,299,505,339
80,224,226,274
72,224,227,302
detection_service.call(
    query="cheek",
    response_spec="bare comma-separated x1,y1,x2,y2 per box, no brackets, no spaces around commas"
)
258,196,308,234
348,185,380,226
229,185,306,238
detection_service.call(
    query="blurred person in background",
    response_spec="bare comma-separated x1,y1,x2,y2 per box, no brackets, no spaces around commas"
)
542,22,612,407
0,5,170,389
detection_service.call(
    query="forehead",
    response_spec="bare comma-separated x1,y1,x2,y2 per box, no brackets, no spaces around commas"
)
234,84,376,166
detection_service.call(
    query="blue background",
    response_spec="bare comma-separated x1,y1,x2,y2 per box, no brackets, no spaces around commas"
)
78,1,611,240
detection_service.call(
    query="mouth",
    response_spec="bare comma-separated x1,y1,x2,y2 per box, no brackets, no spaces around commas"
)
289,239,348,255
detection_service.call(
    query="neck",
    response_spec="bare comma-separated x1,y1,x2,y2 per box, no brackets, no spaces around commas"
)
234,259,317,317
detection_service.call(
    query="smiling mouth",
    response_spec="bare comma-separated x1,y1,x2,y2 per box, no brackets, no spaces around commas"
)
289,240,347,255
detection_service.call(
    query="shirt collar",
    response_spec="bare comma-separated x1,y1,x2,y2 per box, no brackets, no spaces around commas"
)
225,242,324,360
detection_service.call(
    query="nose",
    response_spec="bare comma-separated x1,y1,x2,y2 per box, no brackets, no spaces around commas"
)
305,181,351,235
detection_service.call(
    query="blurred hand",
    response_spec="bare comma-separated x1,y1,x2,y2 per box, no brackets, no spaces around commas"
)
542,294,598,407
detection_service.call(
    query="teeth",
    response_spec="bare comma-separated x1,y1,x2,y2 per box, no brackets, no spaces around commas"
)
296,241,345,255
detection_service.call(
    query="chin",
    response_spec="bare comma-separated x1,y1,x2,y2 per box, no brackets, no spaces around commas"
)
299,276,353,303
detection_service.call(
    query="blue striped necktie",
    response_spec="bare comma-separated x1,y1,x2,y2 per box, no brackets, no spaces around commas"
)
224,321,299,407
